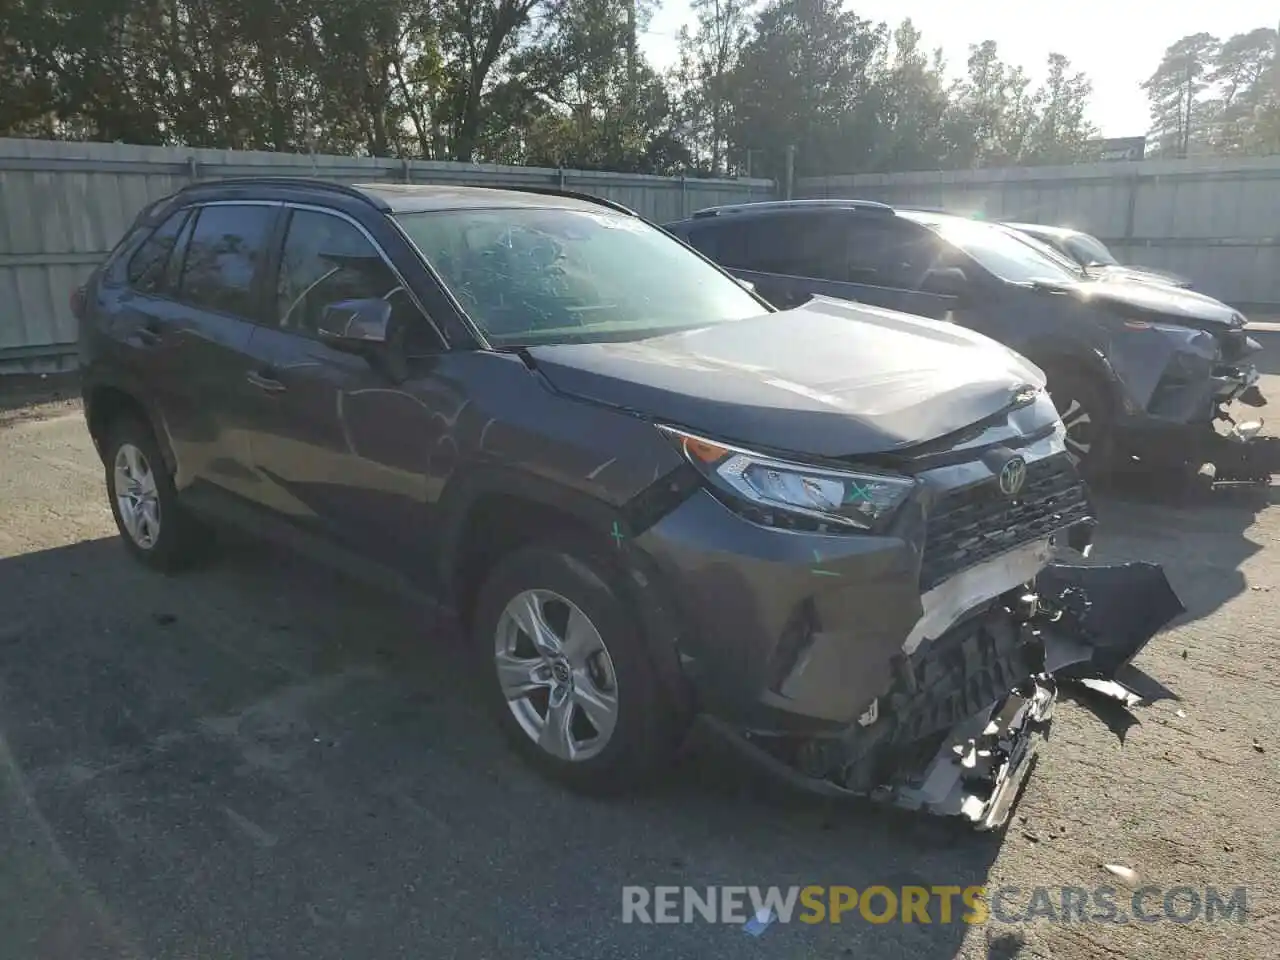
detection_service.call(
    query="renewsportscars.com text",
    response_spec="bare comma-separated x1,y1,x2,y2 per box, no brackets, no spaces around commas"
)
621,885,1249,926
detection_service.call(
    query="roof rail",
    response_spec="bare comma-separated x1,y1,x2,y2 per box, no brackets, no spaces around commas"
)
691,198,894,219
898,205,994,220
497,185,639,217
179,176,391,212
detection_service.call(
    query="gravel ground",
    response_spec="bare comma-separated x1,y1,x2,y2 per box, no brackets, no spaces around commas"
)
1,377,1278,960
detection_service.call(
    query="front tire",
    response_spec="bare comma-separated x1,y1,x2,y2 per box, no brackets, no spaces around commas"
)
1045,367,1112,478
472,542,688,794
104,416,206,571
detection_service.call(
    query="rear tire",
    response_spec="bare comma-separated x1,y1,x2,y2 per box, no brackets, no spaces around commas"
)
103,416,207,571
471,540,689,794
1044,366,1112,478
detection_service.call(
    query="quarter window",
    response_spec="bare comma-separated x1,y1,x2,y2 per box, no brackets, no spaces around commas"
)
126,209,190,295
177,204,276,317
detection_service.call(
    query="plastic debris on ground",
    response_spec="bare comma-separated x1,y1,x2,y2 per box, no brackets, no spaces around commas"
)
743,907,777,937
1103,864,1141,888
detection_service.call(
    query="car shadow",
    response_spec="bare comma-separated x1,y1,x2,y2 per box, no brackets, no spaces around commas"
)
1085,481,1274,631
0,535,995,960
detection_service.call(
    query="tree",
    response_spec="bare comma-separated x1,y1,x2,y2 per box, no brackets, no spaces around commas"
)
860,19,951,172
1,0,1126,175
439,0,551,161
726,0,881,181
1022,52,1097,164
1207,27,1277,154
480,0,680,171
671,0,755,175
1142,32,1219,158
942,40,1038,168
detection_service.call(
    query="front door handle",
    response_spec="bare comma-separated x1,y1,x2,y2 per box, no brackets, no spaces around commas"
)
246,370,287,393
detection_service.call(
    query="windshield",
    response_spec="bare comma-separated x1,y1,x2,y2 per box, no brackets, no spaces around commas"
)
1009,232,1090,278
395,207,765,345
1064,232,1118,266
920,217,1082,285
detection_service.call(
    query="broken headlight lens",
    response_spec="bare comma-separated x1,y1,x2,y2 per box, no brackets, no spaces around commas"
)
658,425,915,533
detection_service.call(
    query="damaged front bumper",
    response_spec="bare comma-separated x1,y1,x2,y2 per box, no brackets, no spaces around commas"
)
1109,323,1279,482
703,559,1184,830
633,420,1180,830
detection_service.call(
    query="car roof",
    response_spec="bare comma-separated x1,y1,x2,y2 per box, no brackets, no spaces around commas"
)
351,182,619,214
171,177,634,216
895,208,967,227
667,198,895,227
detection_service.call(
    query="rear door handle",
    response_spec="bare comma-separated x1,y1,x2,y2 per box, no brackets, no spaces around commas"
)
246,370,287,393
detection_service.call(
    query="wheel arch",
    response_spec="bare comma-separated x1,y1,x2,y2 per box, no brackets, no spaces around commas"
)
438,469,695,714
437,469,622,626
1021,344,1120,417
84,382,177,475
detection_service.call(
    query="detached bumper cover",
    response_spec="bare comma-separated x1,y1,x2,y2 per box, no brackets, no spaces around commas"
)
707,559,1185,830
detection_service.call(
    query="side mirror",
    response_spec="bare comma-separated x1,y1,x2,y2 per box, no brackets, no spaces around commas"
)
734,276,756,293
317,299,392,353
920,266,970,300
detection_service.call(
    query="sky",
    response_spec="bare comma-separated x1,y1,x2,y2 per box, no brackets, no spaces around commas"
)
639,0,1277,137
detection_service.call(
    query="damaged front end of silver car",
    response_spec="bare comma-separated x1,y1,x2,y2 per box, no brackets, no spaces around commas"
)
715,536,1185,831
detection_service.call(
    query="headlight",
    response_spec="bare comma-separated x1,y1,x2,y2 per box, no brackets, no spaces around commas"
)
657,425,915,533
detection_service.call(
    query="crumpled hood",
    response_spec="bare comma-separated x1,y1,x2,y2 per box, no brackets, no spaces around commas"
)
1094,264,1192,289
526,296,1046,459
1036,276,1243,329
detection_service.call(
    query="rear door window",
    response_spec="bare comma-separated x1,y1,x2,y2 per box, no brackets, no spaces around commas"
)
676,223,721,260
177,204,277,318
126,209,190,295
840,219,945,290
736,213,850,279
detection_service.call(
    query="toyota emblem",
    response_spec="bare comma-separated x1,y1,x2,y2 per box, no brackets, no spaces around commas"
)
998,456,1027,497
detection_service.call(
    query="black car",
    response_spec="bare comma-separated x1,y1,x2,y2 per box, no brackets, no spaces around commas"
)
1003,221,1193,289
75,179,1178,827
665,200,1270,482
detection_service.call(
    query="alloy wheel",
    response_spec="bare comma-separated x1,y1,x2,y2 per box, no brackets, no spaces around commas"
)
494,588,619,762
1059,397,1094,465
114,442,161,549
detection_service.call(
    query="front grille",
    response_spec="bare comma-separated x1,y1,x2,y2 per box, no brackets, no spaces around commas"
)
919,454,1091,591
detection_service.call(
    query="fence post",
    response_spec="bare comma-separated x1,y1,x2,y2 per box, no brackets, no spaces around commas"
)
680,174,689,218
558,167,566,191
187,156,200,181
784,145,796,200
1123,171,1140,248
402,157,412,183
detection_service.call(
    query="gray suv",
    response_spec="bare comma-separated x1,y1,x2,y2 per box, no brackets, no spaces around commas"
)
75,179,1179,827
